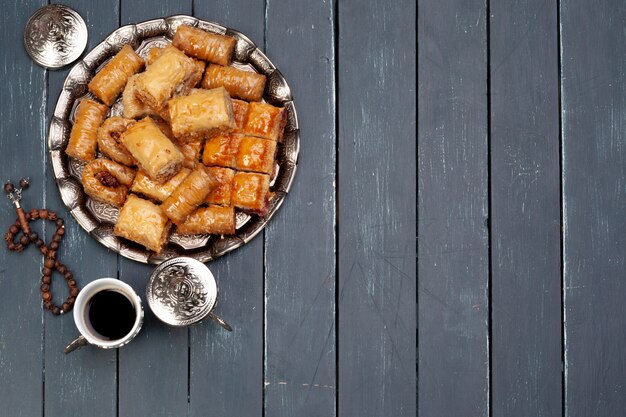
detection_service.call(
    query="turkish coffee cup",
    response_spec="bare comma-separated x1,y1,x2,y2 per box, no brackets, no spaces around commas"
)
64,278,144,354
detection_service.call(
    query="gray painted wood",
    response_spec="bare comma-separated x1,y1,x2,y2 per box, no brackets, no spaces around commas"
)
117,3,192,417
189,2,264,417
0,2,46,416
43,3,120,417
264,0,337,416
561,1,626,416
339,1,416,416
418,0,488,416
489,1,562,416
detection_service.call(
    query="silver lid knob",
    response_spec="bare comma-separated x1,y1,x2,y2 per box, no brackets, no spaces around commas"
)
23,5,88,69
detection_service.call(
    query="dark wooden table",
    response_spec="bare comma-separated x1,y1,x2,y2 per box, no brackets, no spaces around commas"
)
2,0,624,416
0,1,415,416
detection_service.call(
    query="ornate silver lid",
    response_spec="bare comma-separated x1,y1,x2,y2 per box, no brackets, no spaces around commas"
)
147,257,230,330
24,5,88,69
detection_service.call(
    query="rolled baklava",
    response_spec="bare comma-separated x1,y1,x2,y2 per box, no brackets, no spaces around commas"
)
205,167,235,206
162,165,218,225
131,168,191,202
88,45,144,106
97,117,136,166
66,99,109,162
177,205,235,235
172,25,236,66
201,64,266,102
81,158,136,207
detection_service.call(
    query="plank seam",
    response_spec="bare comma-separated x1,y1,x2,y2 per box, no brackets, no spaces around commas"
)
486,0,493,415
557,0,566,415
187,336,191,407
116,349,120,417
415,0,419,415
333,1,340,416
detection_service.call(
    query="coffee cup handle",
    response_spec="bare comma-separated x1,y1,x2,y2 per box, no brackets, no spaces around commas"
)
64,335,88,354
208,312,232,332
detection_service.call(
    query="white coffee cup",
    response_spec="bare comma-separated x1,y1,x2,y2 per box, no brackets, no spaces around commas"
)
64,278,144,354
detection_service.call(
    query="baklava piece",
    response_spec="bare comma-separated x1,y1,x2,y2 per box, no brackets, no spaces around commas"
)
114,194,171,253
175,139,204,169
134,46,198,112
97,117,136,166
235,136,276,175
120,117,184,183
81,158,136,207
242,101,286,142
131,168,191,202
145,45,206,88
201,64,266,102
205,167,235,206
172,25,236,66
168,87,235,141
88,45,144,106
201,134,241,169
161,165,218,225
145,46,166,66
177,205,235,235
231,172,271,215
122,74,158,119
231,99,249,133
66,99,109,162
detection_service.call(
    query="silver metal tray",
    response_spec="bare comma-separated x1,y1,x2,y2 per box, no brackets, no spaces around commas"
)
48,16,299,264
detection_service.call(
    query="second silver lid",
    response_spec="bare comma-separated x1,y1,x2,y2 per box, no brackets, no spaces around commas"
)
23,5,88,69
146,257,218,327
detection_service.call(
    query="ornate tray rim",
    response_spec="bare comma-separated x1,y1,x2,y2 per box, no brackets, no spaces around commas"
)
48,15,300,264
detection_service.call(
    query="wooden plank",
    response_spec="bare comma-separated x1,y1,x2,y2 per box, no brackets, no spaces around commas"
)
264,0,336,416
339,0,416,416
117,3,192,417
561,1,626,416
0,2,46,416
188,2,265,417
489,1,562,416
417,0,488,415
43,2,120,416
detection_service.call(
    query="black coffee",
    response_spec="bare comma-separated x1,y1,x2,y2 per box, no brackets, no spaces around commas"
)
87,290,136,340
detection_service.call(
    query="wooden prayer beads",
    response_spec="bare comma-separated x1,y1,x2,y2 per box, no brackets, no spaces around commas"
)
3,179,79,316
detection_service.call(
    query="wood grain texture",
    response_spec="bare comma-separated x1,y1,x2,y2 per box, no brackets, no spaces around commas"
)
418,0,488,415
0,2,46,416
264,0,337,416
561,1,626,416
118,3,192,417
338,1,416,416
189,2,264,417
43,2,120,417
489,1,562,416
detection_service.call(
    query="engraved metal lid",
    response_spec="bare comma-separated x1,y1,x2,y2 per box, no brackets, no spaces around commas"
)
24,5,88,69
146,257,228,328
